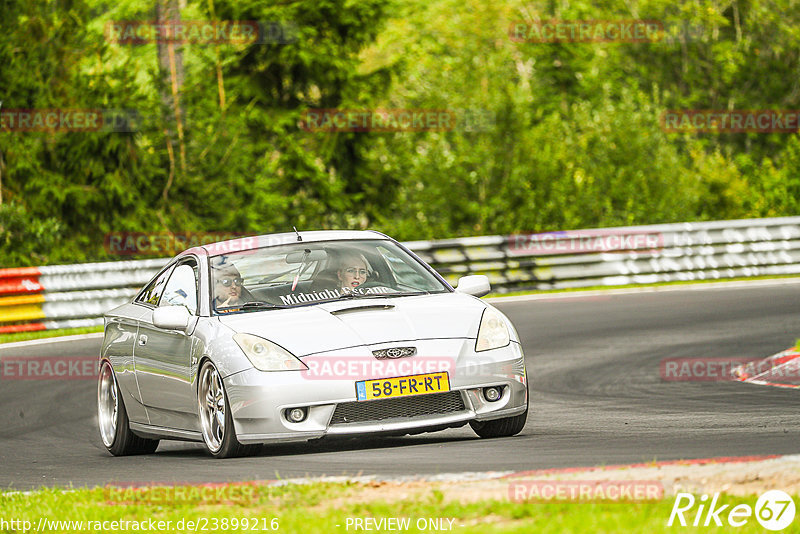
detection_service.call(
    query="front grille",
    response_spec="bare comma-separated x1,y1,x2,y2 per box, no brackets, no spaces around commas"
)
330,391,466,425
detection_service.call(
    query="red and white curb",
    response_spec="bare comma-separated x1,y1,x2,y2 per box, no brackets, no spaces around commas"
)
4,454,798,497
734,347,800,389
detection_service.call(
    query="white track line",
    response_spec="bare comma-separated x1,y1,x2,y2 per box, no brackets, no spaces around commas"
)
487,277,800,303
0,332,104,351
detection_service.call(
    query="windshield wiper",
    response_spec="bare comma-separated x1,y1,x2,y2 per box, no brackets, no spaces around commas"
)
333,292,360,300
337,290,431,300
363,291,431,298
228,301,292,311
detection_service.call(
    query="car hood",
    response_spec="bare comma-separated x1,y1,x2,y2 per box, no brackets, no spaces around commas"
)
217,293,487,357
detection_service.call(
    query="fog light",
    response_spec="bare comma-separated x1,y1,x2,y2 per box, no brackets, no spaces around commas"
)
483,386,502,402
286,407,307,423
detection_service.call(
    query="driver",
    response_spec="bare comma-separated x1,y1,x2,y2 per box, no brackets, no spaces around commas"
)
211,256,246,309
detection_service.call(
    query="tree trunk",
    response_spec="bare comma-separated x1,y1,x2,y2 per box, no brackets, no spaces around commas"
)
156,0,186,196
0,147,5,206
207,0,226,111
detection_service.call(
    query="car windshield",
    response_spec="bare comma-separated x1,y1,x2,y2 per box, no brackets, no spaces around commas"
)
209,239,449,314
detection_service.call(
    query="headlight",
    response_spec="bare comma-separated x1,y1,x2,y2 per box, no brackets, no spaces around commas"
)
233,333,308,371
475,307,510,352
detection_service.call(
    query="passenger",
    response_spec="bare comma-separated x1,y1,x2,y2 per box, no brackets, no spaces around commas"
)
211,256,246,308
337,253,370,291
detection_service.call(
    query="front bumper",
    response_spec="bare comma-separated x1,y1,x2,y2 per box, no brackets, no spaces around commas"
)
222,339,528,445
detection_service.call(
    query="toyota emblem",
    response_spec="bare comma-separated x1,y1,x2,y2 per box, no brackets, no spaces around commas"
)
386,348,402,359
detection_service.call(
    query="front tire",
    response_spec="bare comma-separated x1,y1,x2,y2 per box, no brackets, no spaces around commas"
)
197,361,255,458
97,360,160,456
470,384,529,439
469,409,528,438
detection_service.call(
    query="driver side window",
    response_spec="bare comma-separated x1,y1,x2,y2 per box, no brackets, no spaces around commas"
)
160,262,199,315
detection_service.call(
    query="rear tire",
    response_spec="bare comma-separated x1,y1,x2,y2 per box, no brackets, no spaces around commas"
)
98,361,160,456
198,361,256,458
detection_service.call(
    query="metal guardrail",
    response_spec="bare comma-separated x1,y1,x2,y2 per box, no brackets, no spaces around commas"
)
0,260,167,333
2,217,799,334
410,216,800,291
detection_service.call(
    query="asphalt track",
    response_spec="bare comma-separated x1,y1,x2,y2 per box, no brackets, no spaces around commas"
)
2,281,800,490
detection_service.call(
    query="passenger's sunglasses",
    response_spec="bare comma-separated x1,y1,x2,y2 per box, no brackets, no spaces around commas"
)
217,277,243,287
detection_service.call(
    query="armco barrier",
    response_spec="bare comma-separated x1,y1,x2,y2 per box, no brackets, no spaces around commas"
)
1,217,799,333
0,260,168,334
409,216,800,291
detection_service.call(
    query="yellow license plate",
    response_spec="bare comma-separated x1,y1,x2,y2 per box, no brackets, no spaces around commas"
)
356,372,450,401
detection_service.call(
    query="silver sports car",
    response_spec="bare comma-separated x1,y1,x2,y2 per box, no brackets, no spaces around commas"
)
98,230,528,458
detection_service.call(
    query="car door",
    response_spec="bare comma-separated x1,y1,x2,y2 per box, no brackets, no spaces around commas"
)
103,303,149,424
134,259,200,431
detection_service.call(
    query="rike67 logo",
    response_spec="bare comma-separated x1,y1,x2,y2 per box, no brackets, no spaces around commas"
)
668,490,795,530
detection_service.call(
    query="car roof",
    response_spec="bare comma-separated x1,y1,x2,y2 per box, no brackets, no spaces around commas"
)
178,230,389,258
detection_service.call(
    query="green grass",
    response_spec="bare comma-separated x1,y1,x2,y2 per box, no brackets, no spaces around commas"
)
0,326,103,345
0,483,781,533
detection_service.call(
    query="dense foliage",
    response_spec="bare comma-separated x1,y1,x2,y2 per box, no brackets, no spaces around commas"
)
1,0,798,266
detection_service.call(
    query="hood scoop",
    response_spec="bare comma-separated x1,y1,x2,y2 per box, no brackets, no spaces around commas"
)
330,304,395,315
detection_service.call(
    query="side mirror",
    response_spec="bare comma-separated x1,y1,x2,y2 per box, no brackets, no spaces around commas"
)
153,306,191,331
454,275,491,297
